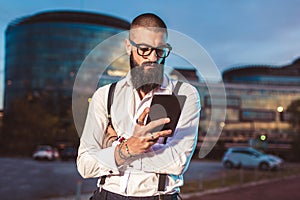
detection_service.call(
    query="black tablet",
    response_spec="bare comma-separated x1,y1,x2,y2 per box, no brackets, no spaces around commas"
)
146,94,187,136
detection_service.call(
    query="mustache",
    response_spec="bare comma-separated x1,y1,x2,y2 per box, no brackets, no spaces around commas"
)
141,61,158,67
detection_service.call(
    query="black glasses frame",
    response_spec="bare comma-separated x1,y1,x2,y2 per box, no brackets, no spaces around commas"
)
129,39,172,58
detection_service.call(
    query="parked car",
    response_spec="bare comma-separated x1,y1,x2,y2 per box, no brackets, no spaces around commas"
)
60,147,77,161
222,147,283,170
32,145,59,161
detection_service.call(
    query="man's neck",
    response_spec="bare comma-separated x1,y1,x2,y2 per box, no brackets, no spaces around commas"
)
137,89,147,100
136,85,160,100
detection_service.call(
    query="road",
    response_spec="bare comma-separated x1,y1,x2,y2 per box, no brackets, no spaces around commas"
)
184,175,300,200
0,157,96,200
184,160,224,181
0,158,222,200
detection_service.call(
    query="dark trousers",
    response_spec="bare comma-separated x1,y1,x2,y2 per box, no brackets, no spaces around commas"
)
90,188,179,200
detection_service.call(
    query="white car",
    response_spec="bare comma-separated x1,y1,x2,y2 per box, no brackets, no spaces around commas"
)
32,145,59,161
222,147,283,170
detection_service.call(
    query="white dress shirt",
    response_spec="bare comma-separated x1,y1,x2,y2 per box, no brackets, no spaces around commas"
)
77,73,200,196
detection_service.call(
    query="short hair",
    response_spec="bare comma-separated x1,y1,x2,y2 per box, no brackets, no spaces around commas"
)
131,13,167,29
130,13,168,37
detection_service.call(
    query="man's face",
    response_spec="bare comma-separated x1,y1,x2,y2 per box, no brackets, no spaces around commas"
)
128,28,168,93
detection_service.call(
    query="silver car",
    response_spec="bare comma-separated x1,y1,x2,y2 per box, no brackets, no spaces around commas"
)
32,145,59,161
222,147,283,170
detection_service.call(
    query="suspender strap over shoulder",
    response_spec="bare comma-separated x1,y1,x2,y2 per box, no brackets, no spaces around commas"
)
173,80,183,95
158,81,183,194
107,82,117,129
99,82,117,187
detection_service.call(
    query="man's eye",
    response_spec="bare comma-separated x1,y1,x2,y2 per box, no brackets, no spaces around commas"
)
139,47,151,52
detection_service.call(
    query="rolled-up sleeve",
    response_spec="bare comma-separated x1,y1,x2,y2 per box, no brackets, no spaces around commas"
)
137,83,200,175
77,85,120,178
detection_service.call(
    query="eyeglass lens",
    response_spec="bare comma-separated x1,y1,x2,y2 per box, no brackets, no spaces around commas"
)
137,46,169,58
130,40,171,58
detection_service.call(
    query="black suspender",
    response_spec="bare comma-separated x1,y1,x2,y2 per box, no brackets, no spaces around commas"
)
107,82,117,129
173,81,183,95
99,82,117,187
158,81,183,195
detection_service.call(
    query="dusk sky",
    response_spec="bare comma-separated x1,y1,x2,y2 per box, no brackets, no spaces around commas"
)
1,0,300,109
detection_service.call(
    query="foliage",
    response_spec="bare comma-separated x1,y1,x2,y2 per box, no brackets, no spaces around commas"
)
287,99,300,131
286,99,300,161
0,96,79,156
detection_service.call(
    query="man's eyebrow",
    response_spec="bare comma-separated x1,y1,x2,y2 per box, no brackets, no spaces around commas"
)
139,42,168,48
130,39,169,48
138,42,153,47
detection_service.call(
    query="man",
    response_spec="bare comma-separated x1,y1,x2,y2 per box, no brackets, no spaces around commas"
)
77,13,200,200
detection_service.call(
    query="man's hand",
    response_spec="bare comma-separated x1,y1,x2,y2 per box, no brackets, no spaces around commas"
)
127,107,172,154
115,108,172,166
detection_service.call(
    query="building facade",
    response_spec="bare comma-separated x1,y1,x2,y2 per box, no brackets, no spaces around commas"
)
223,58,300,86
4,10,130,115
198,58,300,153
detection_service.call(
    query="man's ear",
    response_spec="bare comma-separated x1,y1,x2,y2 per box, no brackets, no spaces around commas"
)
125,39,131,55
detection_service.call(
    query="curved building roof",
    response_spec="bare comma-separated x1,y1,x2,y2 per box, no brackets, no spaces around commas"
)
7,10,130,31
223,57,300,85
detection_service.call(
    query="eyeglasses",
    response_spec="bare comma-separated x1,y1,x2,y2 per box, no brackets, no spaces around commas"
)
129,39,172,58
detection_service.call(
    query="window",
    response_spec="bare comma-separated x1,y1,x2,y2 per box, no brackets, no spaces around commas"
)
240,109,276,122
204,95,241,108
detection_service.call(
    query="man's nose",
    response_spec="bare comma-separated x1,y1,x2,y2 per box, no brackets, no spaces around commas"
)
147,49,158,61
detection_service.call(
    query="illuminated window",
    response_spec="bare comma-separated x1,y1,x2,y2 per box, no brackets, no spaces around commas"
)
240,109,275,122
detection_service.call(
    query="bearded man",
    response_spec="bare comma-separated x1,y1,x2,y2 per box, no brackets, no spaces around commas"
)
77,13,200,200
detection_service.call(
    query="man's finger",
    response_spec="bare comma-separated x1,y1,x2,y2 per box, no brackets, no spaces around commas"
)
137,107,150,125
144,117,170,132
147,130,172,141
155,129,172,138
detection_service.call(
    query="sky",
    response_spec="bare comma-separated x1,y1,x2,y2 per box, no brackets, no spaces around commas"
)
1,0,300,110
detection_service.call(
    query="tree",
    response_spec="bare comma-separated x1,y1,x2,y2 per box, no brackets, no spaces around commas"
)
287,99,300,161
1,95,78,156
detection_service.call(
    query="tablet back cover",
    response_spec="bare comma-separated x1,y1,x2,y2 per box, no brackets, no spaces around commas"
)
146,95,186,134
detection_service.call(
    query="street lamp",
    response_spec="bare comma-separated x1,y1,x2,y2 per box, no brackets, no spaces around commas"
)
276,106,284,135
277,106,284,113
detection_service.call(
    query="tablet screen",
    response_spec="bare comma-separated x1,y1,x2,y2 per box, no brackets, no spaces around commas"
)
146,94,186,136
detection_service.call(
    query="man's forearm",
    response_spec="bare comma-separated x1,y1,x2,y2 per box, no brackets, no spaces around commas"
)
102,134,117,148
114,140,136,167
102,125,118,148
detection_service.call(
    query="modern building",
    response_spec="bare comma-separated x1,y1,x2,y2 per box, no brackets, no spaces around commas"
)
4,10,130,116
197,58,300,155
169,68,200,83
223,58,300,86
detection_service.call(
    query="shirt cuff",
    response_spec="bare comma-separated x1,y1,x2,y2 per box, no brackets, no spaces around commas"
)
97,146,119,175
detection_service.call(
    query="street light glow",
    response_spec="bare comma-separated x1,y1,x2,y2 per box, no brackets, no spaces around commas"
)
260,135,267,141
277,106,284,113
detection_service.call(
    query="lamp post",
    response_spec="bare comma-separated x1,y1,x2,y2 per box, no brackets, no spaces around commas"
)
276,106,284,135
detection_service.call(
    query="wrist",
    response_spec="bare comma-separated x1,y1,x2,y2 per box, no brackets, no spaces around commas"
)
124,141,136,158
112,136,126,147
118,141,130,160
114,139,138,167
117,139,137,160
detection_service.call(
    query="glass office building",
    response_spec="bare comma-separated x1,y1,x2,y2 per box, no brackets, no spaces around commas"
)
196,58,300,154
4,10,130,115
223,58,300,86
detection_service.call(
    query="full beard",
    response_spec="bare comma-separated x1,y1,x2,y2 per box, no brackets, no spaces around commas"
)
130,54,164,94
